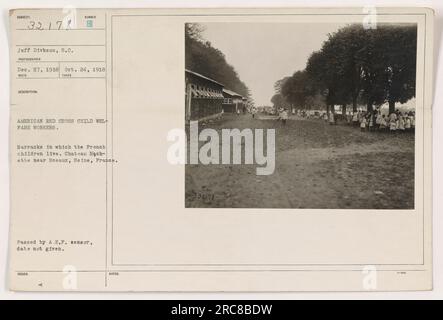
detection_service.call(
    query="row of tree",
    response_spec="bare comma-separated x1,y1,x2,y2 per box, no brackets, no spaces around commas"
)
185,23,251,99
272,24,417,114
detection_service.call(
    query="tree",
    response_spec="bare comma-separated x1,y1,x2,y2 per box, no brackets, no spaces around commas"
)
281,70,316,110
324,25,367,112
274,77,290,94
353,28,388,113
305,24,417,114
185,23,250,99
381,25,417,113
306,50,343,114
306,26,368,114
271,93,288,109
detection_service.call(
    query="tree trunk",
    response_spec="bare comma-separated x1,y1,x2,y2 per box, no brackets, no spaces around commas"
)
367,101,373,113
352,96,358,112
342,104,347,115
389,100,396,114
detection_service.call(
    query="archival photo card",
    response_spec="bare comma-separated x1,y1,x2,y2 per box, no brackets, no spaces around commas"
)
8,7,433,292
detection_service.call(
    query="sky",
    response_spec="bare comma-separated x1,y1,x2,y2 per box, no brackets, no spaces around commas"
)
201,22,347,106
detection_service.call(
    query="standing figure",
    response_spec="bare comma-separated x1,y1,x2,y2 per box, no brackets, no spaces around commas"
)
390,118,397,133
352,112,358,126
405,116,411,132
360,117,367,132
376,112,382,130
398,116,405,133
329,112,335,125
281,109,288,125
380,115,387,132
251,107,257,119
368,114,374,132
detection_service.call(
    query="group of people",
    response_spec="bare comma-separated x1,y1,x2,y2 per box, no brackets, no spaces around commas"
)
248,106,415,133
348,110,416,133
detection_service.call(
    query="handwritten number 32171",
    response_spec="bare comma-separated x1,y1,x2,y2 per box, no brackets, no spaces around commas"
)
27,21,67,30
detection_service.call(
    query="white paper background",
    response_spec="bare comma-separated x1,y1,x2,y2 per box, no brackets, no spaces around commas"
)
0,0,442,299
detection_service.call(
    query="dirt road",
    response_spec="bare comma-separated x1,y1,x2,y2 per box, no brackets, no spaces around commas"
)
185,114,414,209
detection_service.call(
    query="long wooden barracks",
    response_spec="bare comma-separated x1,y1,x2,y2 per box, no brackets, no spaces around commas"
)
185,69,248,121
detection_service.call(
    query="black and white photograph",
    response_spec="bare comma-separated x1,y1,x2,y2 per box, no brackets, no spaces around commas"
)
185,22,417,209
2,4,437,297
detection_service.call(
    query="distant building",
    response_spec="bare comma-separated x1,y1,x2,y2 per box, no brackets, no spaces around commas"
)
222,89,245,113
185,69,224,121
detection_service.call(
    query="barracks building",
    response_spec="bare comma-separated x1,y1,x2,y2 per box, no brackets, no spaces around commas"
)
185,69,247,121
